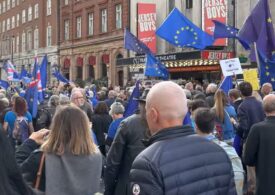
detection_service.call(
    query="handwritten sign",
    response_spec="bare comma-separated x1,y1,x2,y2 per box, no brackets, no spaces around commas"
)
220,58,243,77
243,69,260,90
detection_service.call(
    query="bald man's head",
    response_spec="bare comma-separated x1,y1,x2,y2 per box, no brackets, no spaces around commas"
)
261,83,273,96
145,81,188,134
263,94,275,115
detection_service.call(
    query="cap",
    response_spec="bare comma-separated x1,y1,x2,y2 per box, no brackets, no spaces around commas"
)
134,88,150,103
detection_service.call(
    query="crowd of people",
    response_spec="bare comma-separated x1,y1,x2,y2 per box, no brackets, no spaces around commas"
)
0,79,274,195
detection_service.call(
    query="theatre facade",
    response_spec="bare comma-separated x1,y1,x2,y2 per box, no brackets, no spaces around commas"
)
117,50,235,83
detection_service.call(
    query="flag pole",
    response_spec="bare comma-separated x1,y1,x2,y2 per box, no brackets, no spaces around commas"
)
253,42,261,85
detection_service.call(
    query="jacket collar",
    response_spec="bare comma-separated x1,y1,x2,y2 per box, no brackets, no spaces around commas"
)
265,116,275,121
145,125,195,146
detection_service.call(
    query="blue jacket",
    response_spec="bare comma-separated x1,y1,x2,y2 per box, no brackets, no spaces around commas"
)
130,126,237,195
222,105,237,140
236,97,265,140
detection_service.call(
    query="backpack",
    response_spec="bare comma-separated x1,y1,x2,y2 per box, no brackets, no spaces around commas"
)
12,116,30,144
35,107,55,131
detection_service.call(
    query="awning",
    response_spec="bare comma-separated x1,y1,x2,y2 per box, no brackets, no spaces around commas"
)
63,58,70,69
129,59,220,72
76,57,83,67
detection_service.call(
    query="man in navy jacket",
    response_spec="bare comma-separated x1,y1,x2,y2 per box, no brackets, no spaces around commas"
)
129,81,236,195
243,94,275,195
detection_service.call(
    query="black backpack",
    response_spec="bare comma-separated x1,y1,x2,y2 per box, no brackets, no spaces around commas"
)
35,107,56,130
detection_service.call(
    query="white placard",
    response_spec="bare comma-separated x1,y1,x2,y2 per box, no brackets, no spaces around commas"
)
219,58,243,77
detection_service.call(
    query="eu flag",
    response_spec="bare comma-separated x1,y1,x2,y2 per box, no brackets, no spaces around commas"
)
259,52,275,89
145,53,169,80
213,20,238,39
124,29,151,54
20,67,28,79
52,70,70,84
238,0,275,60
156,8,214,50
25,85,39,118
40,55,48,93
124,80,140,118
219,76,233,95
0,79,10,89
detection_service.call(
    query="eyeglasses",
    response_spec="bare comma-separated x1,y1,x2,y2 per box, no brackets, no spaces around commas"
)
74,96,84,100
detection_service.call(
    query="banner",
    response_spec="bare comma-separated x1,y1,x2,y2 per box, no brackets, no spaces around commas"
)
220,58,243,77
202,0,228,46
137,3,156,53
243,69,260,91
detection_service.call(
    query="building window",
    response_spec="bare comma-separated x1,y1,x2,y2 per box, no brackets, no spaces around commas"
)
12,16,15,29
64,0,68,5
64,19,69,40
7,0,10,10
34,4,38,18
88,13,93,36
12,0,15,8
47,0,51,16
186,0,193,9
3,1,6,13
28,6,32,21
76,16,81,38
27,31,32,50
2,20,5,32
47,25,52,46
17,13,20,26
101,9,107,33
115,4,122,29
22,32,26,52
34,28,39,49
16,35,19,53
7,18,10,31
22,9,26,23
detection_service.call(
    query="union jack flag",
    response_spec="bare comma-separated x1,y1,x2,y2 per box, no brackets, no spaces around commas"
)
3,60,17,81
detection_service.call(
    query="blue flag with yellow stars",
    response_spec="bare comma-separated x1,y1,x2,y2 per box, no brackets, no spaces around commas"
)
218,76,233,95
213,20,239,39
0,79,10,89
124,29,151,54
212,20,250,50
238,0,275,60
145,53,169,80
259,51,275,89
124,80,140,118
156,8,214,50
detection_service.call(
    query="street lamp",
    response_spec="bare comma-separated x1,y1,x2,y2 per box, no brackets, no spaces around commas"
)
10,35,15,63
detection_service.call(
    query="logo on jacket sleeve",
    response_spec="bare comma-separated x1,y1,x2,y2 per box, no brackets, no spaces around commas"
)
132,184,140,195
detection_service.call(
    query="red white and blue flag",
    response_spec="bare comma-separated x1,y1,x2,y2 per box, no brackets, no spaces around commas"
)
3,60,17,81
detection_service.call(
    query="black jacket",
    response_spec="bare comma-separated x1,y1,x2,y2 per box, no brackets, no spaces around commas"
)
236,97,265,140
15,139,45,191
104,114,149,195
130,126,237,195
243,116,275,195
92,113,112,146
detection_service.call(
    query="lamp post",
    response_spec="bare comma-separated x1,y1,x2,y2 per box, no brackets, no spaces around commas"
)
10,35,15,63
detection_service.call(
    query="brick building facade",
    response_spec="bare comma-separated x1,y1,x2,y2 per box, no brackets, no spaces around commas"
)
59,0,129,87
0,0,59,79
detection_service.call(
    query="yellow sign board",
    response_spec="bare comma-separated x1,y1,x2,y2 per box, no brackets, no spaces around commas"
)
243,69,260,90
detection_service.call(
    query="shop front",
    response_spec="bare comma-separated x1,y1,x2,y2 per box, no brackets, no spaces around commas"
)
116,50,235,83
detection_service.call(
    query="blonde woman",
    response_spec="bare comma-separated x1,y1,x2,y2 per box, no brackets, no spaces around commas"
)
16,105,102,194
212,89,237,144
